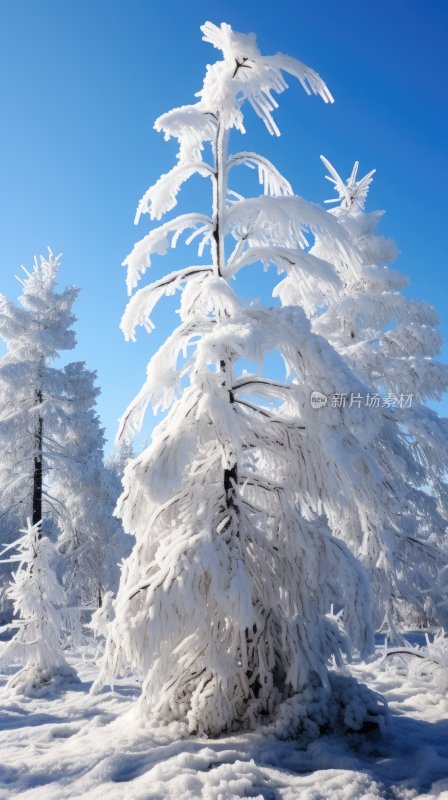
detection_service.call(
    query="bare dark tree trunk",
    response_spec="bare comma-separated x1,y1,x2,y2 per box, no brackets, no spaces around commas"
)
212,121,240,515
32,388,43,537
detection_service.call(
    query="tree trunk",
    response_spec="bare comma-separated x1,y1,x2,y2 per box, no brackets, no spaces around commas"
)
212,120,239,511
32,388,43,536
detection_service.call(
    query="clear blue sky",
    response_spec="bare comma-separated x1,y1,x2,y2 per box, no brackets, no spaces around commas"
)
1,0,447,449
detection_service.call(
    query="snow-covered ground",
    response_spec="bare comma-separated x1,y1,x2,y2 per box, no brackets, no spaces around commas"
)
1,639,448,800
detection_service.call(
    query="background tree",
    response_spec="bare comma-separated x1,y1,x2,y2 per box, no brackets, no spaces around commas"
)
305,158,448,631
95,22,396,736
0,252,77,618
52,364,129,608
0,520,78,693
0,251,124,619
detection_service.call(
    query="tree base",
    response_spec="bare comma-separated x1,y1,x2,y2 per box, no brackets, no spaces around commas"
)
138,669,389,739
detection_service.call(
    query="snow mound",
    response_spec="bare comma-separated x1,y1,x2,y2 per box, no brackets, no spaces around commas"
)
5,663,80,696
268,672,389,740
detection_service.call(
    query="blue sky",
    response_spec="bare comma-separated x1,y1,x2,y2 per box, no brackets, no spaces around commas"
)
1,0,447,449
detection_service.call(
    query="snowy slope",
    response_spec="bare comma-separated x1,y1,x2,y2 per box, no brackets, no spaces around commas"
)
0,641,447,799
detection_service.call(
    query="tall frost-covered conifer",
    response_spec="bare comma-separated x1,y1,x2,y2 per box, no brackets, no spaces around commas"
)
0,252,77,617
97,22,394,736
0,252,122,617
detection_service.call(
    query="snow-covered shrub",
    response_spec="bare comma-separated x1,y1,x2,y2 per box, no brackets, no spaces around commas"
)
0,520,78,694
385,633,448,694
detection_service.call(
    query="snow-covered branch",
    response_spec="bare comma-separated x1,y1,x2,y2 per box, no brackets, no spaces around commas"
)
227,152,292,196
123,213,213,293
135,161,215,223
120,266,213,341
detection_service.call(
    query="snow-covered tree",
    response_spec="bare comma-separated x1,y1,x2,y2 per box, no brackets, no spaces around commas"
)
52,366,128,608
0,252,77,618
0,251,123,618
0,520,78,693
305,157,448,631
267,156,448,633
313,156,448,404
95,22,398,736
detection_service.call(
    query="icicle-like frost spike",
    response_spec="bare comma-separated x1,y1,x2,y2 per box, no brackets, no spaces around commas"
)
228,152,293,196
321,155,376,212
